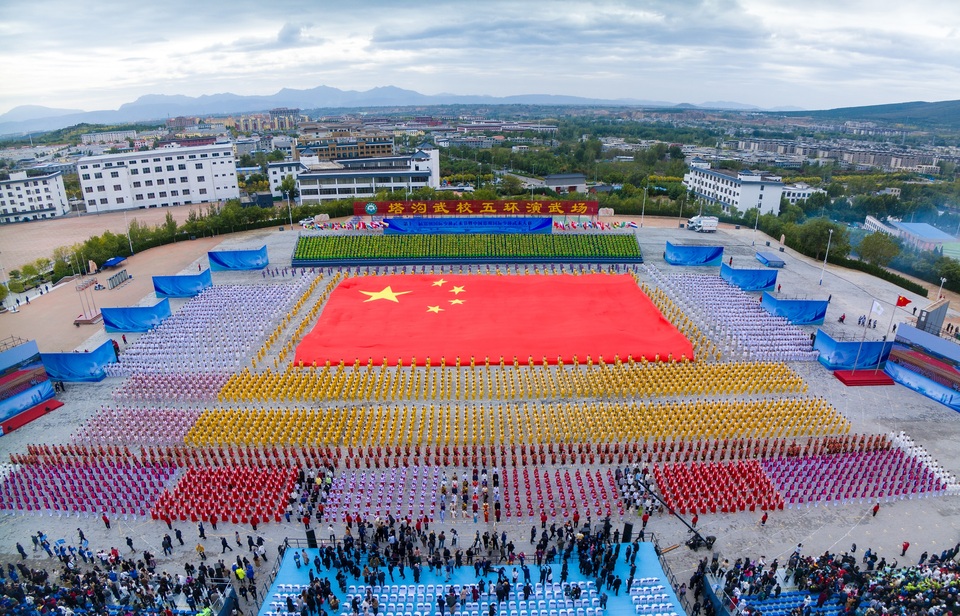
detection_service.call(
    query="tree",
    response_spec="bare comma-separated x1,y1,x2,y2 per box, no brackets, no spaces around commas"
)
162,212,177,241
0,282,8,307
857,232,900,267
794,218,850,261
498,175,525,196
280,174,297,198
34,257,52,279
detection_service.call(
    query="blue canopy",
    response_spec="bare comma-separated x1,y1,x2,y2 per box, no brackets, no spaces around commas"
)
102,256,127,268
41,340,116,382
720,263,777,291
664,241,723,266
102,298,172,333
208,246,269,271
761,292,828,325
153,269,213,298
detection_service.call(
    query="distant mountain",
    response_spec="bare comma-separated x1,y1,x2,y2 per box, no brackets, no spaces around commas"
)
0,86,768,135
0,105,85,123
779,100,960,128
699,101,762,111
8,85,957,137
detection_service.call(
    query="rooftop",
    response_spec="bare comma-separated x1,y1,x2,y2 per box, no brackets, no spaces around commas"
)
891,222,956,241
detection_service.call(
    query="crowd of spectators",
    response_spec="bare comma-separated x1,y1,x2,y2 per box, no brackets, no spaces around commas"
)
700,542,960,616
0,527,256,615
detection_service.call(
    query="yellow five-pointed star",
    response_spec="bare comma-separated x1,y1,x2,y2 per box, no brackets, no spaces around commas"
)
359,286,411,303
450,285,466,295
432,278,448,287
426,305,444,313
449,299,465,305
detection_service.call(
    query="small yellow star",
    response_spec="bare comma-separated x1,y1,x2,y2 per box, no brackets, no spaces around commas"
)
449,299,465,305
450,286,466,295
359,286,411,303
426,305,444,313
432,279,448,287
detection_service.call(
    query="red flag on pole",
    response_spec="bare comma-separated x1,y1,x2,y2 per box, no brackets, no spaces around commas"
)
896,295,911,307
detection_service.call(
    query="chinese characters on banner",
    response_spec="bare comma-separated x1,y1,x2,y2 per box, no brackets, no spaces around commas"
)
354,200,600,216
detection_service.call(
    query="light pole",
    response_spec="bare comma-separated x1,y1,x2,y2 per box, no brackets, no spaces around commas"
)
754,205,762,234
819,228,833,286
284,191,293,228
0,251,7,310
640,184,647,228
123,209,134,254
938,277,947,299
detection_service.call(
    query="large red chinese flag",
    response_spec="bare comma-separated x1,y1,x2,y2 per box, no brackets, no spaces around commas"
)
294,274,693,366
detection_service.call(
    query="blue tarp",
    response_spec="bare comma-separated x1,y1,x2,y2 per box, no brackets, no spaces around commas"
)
41,340,116,382
102,299,171,333
102,256,127,268
664,241,723,266
720,263,777,291
153,269,213,298
814,329,893,370
885,361,960,412
761,292,828,325
384,217,552,234
208,246,269,271
756,251,785,267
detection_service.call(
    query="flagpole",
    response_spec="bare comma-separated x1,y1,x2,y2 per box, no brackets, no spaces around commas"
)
850,299,877,374
874,306,899,374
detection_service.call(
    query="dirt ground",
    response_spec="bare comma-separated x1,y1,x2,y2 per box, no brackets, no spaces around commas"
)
0,203,210,275
0,235,222,352
0,217,958,612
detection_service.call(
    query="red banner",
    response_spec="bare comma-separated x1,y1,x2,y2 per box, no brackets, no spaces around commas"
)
353,200,599,216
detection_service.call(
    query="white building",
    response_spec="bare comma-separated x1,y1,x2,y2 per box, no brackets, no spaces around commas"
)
683,163,784,216
77,144,240,212
270,136,298,159
295,146,440,204
0,171,71,224
267,160,308,198
782,182,827,205
81,130,138,144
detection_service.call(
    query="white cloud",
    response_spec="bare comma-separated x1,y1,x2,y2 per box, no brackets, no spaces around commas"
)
1,0,960,113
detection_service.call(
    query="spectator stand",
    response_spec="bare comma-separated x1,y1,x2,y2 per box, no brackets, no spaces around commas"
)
258,537,683,616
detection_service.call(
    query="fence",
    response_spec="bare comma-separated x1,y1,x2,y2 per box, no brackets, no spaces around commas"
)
107,269,131,290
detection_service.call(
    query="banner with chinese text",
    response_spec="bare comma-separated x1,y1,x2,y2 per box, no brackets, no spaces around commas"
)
354,200,599,217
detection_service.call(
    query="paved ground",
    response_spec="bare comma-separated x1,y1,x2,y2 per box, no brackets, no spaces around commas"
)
0,216,958,611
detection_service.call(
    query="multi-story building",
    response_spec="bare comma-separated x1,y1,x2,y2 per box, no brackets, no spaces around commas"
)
0,171,71,224
235,137,261,157
295,136,395,161
270,136,297,159
683,160,784,216
782,182,827,205
77,144,240,212
267,160,307,198
295,147,440,204
81,130,138,144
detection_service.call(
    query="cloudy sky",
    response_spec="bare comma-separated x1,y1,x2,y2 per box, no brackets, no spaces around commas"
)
2,0,960,115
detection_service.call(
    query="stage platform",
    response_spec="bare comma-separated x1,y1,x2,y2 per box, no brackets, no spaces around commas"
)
1,398,63,435
833,369,895,387
259,541,682,616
